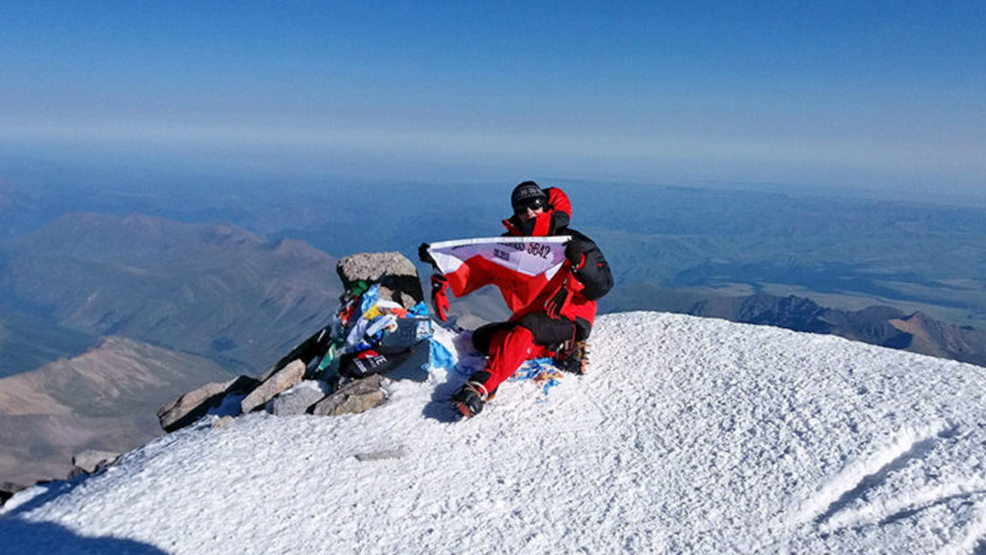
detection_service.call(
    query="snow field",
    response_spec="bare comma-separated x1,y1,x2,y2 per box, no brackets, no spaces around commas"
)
2,311,986,554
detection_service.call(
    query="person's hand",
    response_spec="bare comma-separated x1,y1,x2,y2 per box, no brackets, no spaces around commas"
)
564,240,586,271
418,243,436,267
430,274,450,321
545,286,570,319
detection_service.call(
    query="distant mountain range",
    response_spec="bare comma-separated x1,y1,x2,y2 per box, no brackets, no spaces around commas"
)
0,212,343,376
687,293,986,367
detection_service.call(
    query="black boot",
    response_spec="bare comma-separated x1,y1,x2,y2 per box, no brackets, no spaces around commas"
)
555,340,588,374
451,381,489,418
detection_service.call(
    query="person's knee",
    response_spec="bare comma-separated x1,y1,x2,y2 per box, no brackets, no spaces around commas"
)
472,322,515,354
505,324,536,344
518,312,575,345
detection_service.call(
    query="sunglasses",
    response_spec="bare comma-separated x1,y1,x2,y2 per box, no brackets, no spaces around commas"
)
513,197,546,215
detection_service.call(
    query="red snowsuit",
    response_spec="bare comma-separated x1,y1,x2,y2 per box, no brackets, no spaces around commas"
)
466,187,609,396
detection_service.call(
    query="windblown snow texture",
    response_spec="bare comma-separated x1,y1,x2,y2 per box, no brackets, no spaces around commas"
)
3,312,986,554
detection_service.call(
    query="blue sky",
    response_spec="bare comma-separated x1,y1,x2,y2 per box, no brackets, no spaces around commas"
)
1,1,984,192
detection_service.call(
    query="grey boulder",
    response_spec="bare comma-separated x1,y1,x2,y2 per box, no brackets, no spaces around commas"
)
1,482,26,506
158,375,259,432
312,374,387,416
336,252,423,309
240,359,305,414
71,449,120,475
269,380,332,416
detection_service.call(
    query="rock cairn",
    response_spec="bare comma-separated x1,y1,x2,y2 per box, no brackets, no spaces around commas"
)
156,251,430,433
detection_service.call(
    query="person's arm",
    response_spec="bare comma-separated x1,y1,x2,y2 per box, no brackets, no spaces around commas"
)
564,234,613,301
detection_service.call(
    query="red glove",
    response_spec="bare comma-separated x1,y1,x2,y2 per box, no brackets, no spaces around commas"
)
431,274,450,322
545,286,570,319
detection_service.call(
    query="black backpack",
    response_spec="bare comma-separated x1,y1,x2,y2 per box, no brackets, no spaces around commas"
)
567,231,613,301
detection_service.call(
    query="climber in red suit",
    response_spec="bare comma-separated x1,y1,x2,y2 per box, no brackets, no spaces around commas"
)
421,181,613,417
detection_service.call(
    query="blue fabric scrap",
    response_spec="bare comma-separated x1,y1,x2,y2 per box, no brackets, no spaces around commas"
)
428,339,456,372
509,357,564,399
359,283,381,315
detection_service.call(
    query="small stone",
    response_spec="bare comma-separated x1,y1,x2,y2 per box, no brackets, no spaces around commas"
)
71,450,121,474
211,416,235,429
355,446,406,461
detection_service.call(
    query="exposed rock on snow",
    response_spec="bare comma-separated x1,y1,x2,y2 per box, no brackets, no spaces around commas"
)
0,482,25,506
311,374,386,416
336,251,423,309
70,450,120,476
210,416,234,429
355,446,407,461
157,375,258,432
269,380,332,416
158,250,429,433
157,380,228,430
240,360,305,414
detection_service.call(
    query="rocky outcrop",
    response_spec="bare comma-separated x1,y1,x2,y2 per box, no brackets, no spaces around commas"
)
355,446,406,461
337,252,423,309
158,250,432,432
312,375,387,416
257,328,332,383
240,360,306,414
1,481,26,506
158,375,259,432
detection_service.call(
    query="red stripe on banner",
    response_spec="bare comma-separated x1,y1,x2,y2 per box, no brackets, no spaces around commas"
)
445,254,565,313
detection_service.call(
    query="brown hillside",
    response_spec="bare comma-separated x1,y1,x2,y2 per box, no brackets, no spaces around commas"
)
0,336,231,486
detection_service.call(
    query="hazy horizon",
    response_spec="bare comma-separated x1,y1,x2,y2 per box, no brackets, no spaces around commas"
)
2,2,985,195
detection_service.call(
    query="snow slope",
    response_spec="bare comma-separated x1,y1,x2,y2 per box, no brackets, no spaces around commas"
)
3,312,986,554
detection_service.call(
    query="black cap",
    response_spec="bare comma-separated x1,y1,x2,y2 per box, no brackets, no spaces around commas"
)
511,181,547,212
